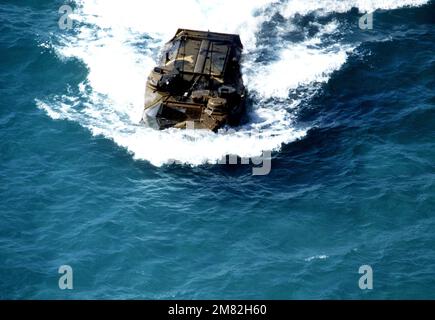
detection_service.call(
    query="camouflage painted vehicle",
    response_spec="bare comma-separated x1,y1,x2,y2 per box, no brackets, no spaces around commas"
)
142,29,245,131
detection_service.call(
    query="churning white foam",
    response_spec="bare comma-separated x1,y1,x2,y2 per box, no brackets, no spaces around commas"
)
39,0,430,166
281,0,430,17
245,21,352,99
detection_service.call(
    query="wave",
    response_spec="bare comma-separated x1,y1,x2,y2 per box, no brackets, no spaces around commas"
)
305,254,329,262
38,0,430,166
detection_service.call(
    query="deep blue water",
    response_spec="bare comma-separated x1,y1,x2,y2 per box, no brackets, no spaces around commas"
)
0,0,434,299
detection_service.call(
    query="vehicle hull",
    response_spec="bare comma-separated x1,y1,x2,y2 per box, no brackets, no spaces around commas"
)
142,29,245,131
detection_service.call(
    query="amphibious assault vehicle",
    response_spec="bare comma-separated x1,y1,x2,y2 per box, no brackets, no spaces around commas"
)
142,29,245,131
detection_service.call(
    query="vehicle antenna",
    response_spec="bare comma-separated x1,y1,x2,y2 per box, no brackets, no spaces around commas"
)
209,41,213,87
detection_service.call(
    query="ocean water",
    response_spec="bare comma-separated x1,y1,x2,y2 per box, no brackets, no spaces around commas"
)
0,0,434,299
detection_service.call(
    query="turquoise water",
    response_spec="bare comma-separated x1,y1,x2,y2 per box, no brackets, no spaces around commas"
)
1,0,434,299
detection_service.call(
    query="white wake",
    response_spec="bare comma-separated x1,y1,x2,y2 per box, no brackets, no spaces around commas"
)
37,0,429,166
